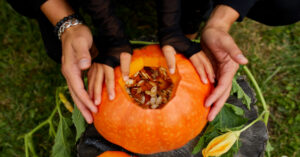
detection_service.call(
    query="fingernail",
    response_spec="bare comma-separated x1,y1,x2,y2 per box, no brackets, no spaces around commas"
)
208,114,215,122
169,68,175,74
236,54,248,63
79,59,90,69
123,75,129,81
202,78,208,84
109,93,115,100
94,99,100,105
205,100,211,107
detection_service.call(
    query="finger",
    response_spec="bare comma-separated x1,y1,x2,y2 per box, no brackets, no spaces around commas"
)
72,38,92,70
221,36,248,64
68,83,93,124
204,66,236,107
87,64,97,99
120,52,132,81
103,65,115,100
94,64,104,105
198,52,215,83
63,66,98,113
190,56,208,84
162,45,176,74
208,86,231,121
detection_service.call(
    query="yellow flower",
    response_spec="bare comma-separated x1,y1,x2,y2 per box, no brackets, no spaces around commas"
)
202,131,241,157
59,92,74,112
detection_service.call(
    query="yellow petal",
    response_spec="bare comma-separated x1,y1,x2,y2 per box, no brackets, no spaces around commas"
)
202,131,241,157
59,92,74,112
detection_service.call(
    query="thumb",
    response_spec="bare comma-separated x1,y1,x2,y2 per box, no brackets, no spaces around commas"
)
221,36,248,64
162,45,176,74
73,40,92,70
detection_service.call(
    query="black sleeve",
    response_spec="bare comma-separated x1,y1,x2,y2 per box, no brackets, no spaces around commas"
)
6,0,46,18
79,0,131,67
157,0,201,58
214,0,259,21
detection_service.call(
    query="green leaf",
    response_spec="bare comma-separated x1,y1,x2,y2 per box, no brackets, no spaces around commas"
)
192,102,248,155
265,141,274,157
211,104,248,132
231,78,252,110
192,135,205,154
51,116,72,157
224,103,244,116
72,105,86,141
191,125,220,155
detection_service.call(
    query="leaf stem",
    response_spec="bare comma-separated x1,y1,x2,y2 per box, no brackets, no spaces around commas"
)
26,106,58,136
240,111,266,132
129,39,200,45
129,40,158,45
25,135,29,157
242,65,269,125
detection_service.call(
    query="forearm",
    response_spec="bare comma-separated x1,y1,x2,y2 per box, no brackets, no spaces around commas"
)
205,5,239,32
40,0,74,26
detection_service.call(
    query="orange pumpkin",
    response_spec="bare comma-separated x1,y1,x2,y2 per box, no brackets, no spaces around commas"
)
97,151,132,157
93,45,212,154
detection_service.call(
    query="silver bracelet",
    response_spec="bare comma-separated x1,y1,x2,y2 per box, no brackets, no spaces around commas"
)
57,18,83,40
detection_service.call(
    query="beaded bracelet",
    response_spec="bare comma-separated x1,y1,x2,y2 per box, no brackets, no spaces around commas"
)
54,13,83,40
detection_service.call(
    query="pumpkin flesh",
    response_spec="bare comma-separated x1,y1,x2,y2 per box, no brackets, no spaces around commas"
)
93,45,212,154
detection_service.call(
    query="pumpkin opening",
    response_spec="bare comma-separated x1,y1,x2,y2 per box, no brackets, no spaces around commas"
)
125,66,174,109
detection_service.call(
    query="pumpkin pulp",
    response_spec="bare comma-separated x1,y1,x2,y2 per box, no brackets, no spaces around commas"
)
125,66,174,109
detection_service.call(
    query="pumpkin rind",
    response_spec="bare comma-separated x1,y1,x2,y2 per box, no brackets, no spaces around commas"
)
97,151,132,157
93,45,212,154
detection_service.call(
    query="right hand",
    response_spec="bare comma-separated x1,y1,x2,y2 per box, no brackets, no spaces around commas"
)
61,24,97,124
162,45,215,84
201,26,248,121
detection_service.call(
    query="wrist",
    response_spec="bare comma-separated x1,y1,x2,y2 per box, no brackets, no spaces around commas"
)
41,0,74,25
205,5,239,32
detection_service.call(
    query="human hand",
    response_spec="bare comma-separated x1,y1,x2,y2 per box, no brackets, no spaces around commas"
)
201,26,248,121
162,45,215,84
61,24,97,124
87,52,131,106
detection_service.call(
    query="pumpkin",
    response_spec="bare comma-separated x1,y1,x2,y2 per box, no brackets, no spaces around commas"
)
93,45,212,154
97,151,132,157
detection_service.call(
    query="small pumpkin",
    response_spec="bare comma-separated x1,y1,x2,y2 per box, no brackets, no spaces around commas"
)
93,45,212,154
97,151,132,157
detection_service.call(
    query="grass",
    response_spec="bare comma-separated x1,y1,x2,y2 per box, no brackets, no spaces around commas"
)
0,0,299,156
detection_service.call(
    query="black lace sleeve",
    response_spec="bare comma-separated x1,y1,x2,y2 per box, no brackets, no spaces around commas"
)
6,0,46,18
214,0,259,21
79,0,131,67
157,0,201,58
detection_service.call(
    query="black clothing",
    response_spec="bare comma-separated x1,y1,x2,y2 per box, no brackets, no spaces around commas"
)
7,0,300,64
157,0,201,58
